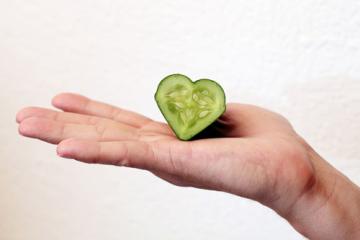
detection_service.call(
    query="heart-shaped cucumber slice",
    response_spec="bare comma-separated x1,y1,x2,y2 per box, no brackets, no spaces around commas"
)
155,74,226,140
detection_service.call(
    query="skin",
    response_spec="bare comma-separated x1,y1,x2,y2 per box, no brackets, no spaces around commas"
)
16,93,360,239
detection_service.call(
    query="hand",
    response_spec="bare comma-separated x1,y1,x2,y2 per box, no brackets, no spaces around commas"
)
16,93,360,239
16,93,311,206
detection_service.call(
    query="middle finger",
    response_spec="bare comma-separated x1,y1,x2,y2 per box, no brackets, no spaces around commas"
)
16,107,136,129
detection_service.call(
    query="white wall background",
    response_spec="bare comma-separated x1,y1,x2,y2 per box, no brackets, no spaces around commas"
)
1,0,359,239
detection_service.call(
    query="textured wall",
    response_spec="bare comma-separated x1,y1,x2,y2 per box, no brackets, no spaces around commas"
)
1,0,359,239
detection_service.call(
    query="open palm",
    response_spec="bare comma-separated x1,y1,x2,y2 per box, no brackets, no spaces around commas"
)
17,93,314,215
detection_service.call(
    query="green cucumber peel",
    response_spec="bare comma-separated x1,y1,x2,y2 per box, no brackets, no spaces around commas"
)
155,74,226,140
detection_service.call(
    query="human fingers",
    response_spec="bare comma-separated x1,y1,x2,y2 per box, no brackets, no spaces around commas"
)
56,139,180,173
16,107,132,129
52,93,152,128
18,117,138,144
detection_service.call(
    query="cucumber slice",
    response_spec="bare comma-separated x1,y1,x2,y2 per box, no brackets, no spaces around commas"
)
155,74,226,140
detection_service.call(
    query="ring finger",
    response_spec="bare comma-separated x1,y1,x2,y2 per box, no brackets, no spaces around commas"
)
18,117,139,144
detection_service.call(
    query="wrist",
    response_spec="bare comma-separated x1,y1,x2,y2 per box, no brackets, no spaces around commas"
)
285,148,360,239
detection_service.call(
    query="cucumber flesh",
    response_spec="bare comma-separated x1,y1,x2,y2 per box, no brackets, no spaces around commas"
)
155,74,226,140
